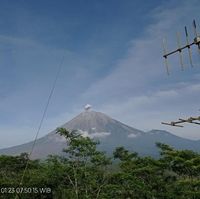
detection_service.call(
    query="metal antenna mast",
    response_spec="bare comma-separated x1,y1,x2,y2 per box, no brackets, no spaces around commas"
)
161,20,200,128
162,116,200,127
162,19,200,75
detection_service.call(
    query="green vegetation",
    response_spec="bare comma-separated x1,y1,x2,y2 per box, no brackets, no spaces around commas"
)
0,128,200,199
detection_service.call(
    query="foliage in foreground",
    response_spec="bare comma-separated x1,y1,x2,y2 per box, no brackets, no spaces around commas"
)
0,128,200,199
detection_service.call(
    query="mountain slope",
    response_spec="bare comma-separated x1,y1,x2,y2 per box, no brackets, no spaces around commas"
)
0,110,199,158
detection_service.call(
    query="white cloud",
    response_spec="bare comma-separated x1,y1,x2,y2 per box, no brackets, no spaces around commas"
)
128,133,138,138
89,132,111,138
77,130,111,139
77,130,89,137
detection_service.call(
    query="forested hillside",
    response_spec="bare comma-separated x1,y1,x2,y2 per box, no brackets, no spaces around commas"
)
0,128,200,199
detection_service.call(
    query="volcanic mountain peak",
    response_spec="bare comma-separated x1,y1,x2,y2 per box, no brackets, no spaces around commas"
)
61,110,143,136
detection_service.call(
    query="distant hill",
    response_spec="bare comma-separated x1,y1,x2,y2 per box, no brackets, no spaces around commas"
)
0,110,199,159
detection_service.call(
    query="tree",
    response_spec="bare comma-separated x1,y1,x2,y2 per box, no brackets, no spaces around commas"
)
54,128,111,199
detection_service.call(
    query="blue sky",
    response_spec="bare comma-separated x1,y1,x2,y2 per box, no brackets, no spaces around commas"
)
0,0,200,148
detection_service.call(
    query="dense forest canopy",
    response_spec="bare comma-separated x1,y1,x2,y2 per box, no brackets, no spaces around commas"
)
0,128,200,199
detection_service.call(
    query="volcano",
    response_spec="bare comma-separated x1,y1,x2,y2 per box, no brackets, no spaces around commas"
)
0,109,200,159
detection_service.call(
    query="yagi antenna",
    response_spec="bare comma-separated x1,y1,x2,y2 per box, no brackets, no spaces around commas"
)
185,26,193,67
162,115,200,127
176,32,184,70
193,19,198,37
193,19,200,54
162,19,200,75
162,38,170,75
